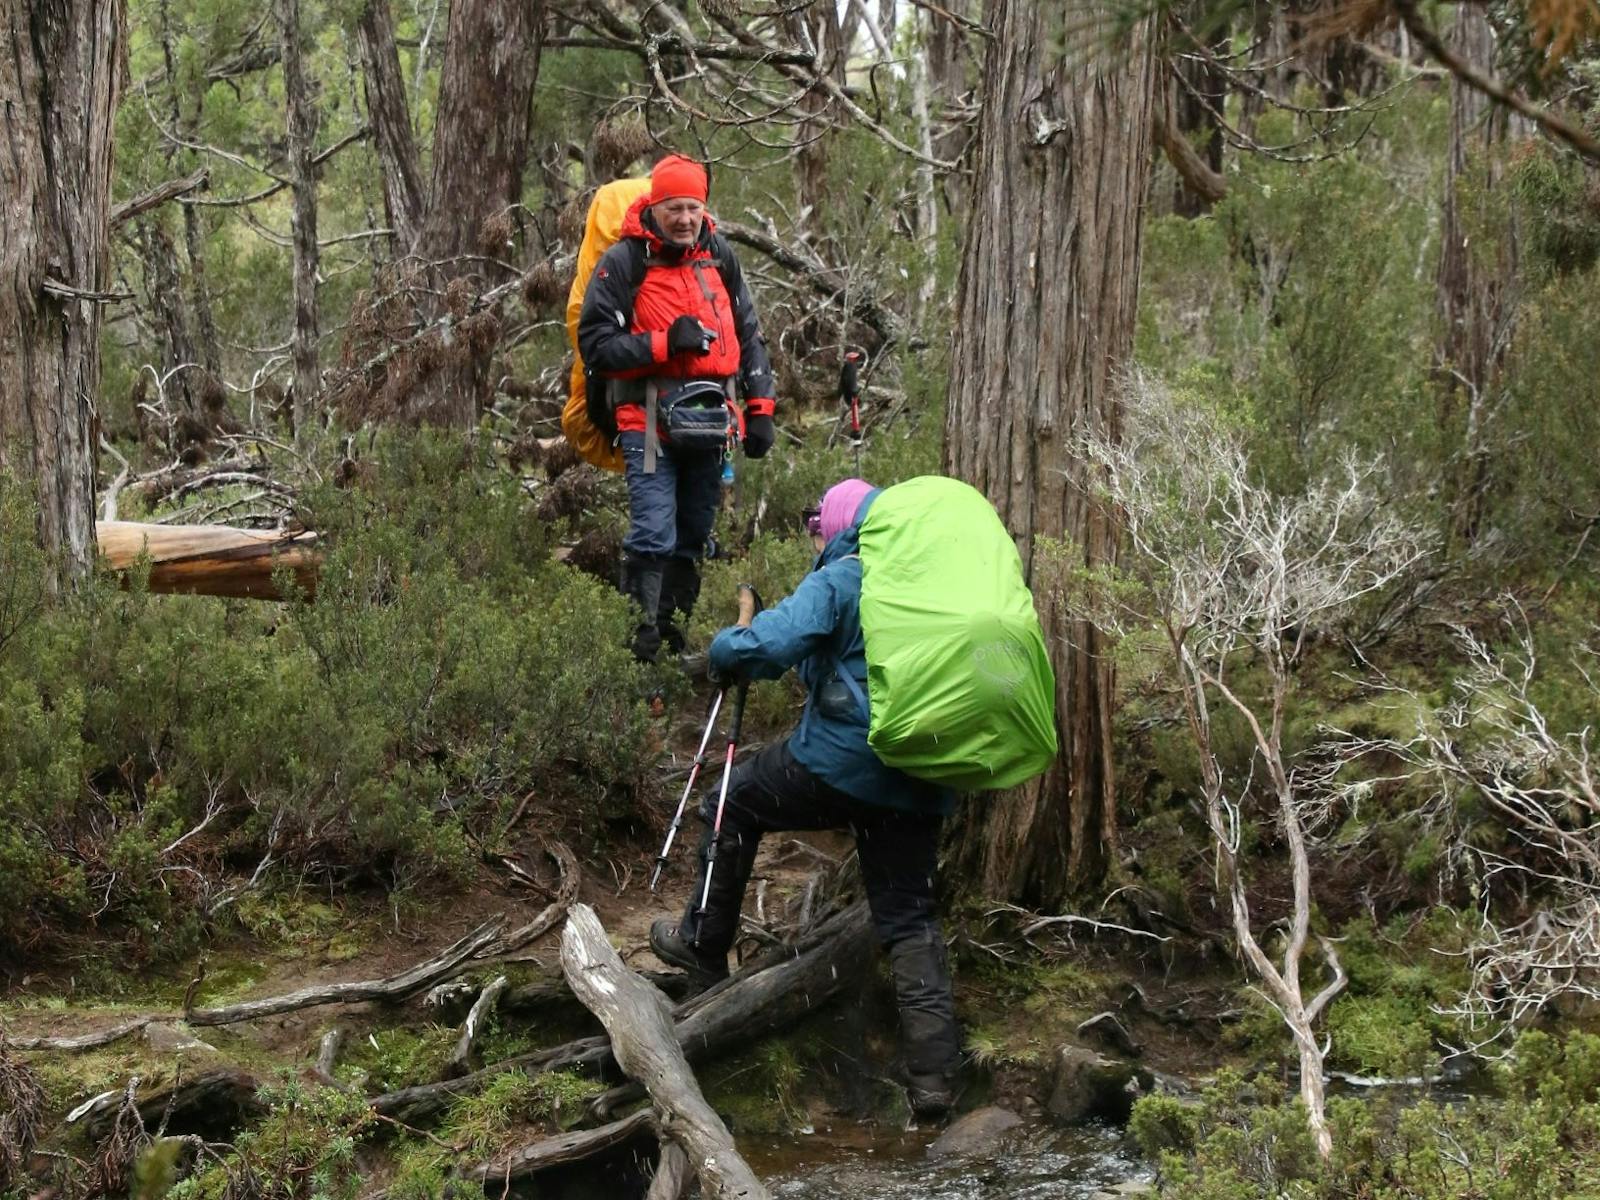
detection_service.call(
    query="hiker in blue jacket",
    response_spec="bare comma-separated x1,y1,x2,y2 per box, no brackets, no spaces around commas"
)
649,478,962,1117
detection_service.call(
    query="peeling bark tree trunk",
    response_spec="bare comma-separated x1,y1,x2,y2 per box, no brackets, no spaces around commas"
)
1167,13,1226,216
356,0,423,251
408,0,544,426
792,2,846,229
0,0,126,583
155,0,220,377
926,0,974,221
943,1,1157,904
1435,6,1524,545
278,0,321,438
137,222,203,423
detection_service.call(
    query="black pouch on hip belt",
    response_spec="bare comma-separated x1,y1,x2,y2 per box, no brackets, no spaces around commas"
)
643,378,734,470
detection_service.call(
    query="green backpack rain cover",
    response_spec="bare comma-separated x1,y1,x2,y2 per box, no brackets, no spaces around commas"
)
857,476,1058,790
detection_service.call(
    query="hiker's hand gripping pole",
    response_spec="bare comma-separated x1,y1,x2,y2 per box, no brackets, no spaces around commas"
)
650,687,724,892
695,583,762,940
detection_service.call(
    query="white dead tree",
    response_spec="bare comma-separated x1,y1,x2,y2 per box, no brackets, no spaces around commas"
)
1070,373,1430,1158
1362,617,1600,1045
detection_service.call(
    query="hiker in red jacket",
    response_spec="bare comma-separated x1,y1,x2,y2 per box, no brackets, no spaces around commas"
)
577,155,777,663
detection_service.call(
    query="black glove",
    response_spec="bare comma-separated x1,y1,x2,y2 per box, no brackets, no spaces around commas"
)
743,414,774,459
667,315,709,357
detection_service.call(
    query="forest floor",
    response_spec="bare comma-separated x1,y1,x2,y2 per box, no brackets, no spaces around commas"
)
2,679,1239,1190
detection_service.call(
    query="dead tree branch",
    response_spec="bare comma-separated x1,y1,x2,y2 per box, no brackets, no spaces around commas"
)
185,918,504,1025
111,167,210,226
1392,0,1600,165
460,1108,654,1185
1064,371,1430,1159
445,975,509,1077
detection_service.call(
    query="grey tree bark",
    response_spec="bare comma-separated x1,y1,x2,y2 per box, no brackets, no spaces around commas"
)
136,222,204,425
925,0,975,220
278,0,321,438
1435,5,1525,545
943,1,1158,903
792,2,847,230
155,0,221,377
356,0,423,251
0,0,126,583
407,0,544,426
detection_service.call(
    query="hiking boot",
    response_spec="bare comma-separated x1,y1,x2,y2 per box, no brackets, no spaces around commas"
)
657,557,701,657
622,554,667,664
649,917,729,990
889,929,961,1120
905,1072,956,1119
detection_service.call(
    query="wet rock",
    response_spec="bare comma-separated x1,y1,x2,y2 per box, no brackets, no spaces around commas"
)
926,1105,1026,1159
1077,1011,1142,1058
1046,1044,1151,1124
144,1021,217,1055
1090,1182,1155,1200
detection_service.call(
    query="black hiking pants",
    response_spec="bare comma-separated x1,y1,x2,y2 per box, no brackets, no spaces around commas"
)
680,739,961,1079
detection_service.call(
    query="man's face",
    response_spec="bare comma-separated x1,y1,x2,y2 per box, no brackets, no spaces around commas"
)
650,197,705,247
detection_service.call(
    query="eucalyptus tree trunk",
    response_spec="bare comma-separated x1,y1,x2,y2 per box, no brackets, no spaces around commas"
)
0,0,126,583
155,0,221,376
943,2,1157,904
356,0,423,251
279,0,321,439
1167,15,1226,216
926,0,975,221
408,0,544,426
1435,5,1525,545
792,1,847,229
137,222,204,425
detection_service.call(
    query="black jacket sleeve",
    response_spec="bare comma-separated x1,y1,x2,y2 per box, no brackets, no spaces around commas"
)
714,237,776,402
576,241,663,377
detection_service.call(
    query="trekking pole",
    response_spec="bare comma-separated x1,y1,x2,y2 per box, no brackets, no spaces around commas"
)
840,351,864,478
695,583,763,942
650,687,725,892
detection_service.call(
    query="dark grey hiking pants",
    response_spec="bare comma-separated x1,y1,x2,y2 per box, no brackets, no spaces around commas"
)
681,739,961,1078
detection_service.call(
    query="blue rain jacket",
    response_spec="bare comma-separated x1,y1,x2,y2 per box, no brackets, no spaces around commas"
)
708,493,955,815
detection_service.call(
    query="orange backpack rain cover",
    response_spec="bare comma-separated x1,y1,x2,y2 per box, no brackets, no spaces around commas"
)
561,176,652,472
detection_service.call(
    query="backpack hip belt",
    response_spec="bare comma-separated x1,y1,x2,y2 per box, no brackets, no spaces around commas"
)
637,375,738,474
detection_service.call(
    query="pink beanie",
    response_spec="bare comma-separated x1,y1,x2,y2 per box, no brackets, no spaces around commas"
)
818,478,875,543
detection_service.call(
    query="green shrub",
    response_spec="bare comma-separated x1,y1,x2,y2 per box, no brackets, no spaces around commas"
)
1132,1030,1600,1199
168,1078,373,1200
0,432,655,960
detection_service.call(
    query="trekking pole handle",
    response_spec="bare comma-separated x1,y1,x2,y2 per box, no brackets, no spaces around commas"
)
839,351,862,405
736,583,762,627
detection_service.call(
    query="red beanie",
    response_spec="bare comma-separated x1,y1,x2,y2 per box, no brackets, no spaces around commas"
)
650,154,708,204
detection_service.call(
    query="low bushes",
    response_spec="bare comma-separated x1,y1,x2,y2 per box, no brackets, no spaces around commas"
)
0,434,653,962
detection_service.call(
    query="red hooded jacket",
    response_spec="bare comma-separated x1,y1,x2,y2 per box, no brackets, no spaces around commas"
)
576,195,775,437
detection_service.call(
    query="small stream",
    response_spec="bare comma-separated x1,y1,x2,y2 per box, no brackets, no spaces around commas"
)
747,1120,1152,1199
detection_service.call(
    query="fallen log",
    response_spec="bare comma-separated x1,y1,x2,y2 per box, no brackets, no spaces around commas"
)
588,902,874,1119
97,520,320,600
373,902,871,1125
186,918,504,1026
459,1107,654,1185
9,1016,153,1052
74,1067,265,1142
561,903,770,1200
502,970,689,1014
